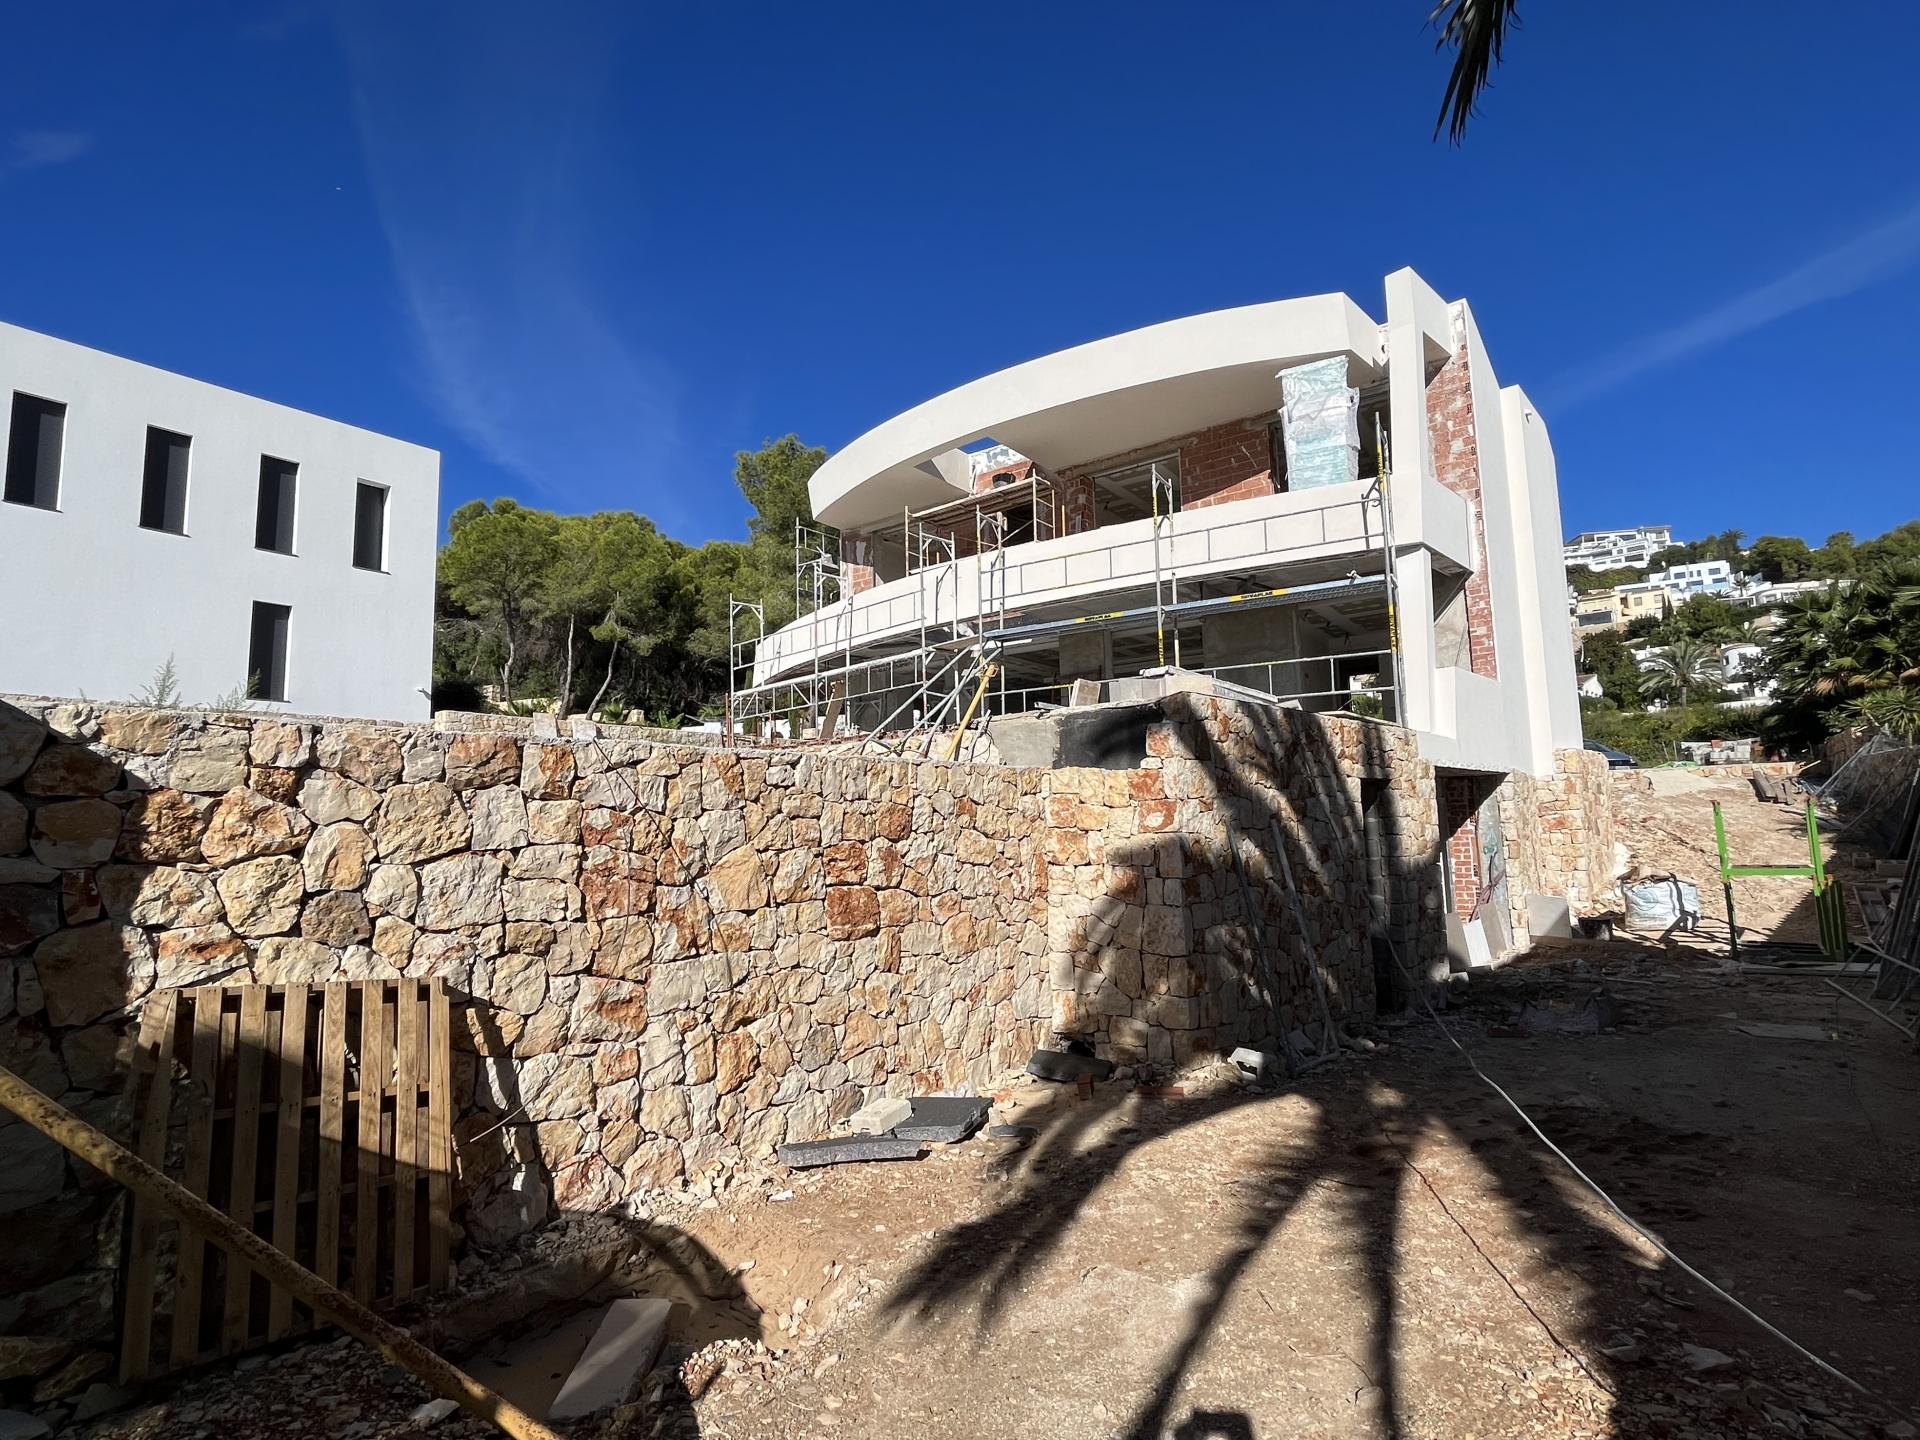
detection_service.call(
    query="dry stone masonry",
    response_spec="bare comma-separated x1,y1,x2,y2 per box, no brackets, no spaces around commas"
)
0,690,1613,1356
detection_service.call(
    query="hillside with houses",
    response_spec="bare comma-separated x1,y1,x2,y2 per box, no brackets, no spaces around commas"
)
1565,522,1920,763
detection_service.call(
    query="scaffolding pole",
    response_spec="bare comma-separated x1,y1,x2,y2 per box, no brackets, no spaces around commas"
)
1373,413,1407,724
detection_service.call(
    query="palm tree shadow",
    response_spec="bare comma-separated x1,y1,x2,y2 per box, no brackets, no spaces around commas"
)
873,694,1716,1438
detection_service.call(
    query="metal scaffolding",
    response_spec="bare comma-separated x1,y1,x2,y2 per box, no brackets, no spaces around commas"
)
725,449,1407,748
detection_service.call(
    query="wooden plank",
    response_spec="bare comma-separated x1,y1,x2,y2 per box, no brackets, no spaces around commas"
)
315,983,348,1290
118,990,179,1382
354,981,389,1306
268,984,310,1339
426,979,453,1292
391,978,420,1305
222,986,269,1353
170,989,223,1369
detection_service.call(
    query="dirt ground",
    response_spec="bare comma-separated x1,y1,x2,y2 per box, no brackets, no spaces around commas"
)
75,776,1920,1440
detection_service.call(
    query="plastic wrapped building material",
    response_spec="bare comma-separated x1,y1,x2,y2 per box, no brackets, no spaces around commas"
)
1624,876,1702,932
1279,356,1360,491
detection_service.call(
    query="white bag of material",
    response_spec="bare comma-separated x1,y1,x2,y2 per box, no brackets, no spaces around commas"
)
1623,876,1701,931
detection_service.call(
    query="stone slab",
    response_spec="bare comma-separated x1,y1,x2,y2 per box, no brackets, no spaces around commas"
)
546,1297,672,1421
777,1136,925,1170
891,1096,990,1144
1026,1049,1115,1083
846,1096,914,1135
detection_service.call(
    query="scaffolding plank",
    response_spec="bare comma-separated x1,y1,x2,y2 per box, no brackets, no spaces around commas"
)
118,989,178,1383
354,981,389,1306
221,985,269,1353
391,977,419,1305
267,984,309,1339
426,979,453,1292
315,982,347,1289
170,989,223,1369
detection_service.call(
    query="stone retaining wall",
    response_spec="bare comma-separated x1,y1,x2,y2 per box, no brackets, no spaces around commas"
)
1496,747,1619,938
0,690,1611,1361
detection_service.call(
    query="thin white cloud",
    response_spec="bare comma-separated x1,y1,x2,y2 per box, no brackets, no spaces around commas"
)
1549,199,1920,410
336,8,684,521
4,129,92,176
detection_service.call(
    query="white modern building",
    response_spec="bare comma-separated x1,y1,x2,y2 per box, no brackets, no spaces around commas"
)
737,268,1583,782
1563,525,1672,572
1648,559,1734,599
0,321,439,721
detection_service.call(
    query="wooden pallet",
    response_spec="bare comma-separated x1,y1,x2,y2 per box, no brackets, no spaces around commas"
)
118,979,454,1381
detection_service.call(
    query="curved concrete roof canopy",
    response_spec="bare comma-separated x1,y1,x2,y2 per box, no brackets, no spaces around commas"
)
811,291,1387,530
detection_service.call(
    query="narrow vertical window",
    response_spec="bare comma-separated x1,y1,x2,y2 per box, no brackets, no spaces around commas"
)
255,456,297,553
4,392,66,509
353,481,388,571
139,427,192,534
247,602,291,702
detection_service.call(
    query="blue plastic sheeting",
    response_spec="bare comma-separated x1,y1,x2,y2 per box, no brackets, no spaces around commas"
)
1280,356,1359,491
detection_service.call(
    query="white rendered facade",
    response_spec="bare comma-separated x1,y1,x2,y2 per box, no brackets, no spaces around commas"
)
753,269,1582,778
0,321,439,721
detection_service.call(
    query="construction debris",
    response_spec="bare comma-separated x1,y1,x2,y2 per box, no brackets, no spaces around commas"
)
890,1097,991,1144
547,1298,672,1421
776,1137,925,1170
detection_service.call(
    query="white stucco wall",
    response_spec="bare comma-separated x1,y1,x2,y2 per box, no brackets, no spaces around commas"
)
0,322,439,721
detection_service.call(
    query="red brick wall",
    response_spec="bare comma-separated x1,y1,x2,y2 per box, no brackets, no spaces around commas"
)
840,530,876,594
1427,324,1498,678
1440,772,1500,921
1062,474,1095,534
1178,416,1278,510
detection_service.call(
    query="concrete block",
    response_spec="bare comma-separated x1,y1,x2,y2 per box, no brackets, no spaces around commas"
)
547,1298,672,1421
1026,1049,1115,1083
1526,894,1574,939
1228,1046,1282,1078
777,1136,925,1169
892,1097,990,1143
847,1096,913,1135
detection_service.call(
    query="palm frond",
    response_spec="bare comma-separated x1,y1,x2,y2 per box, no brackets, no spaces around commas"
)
1430,0,1522,143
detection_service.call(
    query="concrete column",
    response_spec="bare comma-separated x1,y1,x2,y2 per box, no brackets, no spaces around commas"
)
1058,629,1112,682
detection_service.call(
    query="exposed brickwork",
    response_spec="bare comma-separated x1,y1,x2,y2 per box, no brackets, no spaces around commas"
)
1061,474,1095,534
1440,776,1481,920
971,459,1034,494
1427,315,1498,678
1177,415,1278,510
840,529,877,594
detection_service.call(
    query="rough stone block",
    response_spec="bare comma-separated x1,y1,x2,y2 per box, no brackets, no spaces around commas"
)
846,1096,913,1135
1026,1049,1115,1083
546,1297,672,1421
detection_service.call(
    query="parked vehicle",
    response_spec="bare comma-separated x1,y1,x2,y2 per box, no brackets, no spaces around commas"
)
1584,740,1637,768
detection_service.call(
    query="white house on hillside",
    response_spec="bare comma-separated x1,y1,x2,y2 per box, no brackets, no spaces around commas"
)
739,268,1583,791
1563,525,1672,571
0,321,440,721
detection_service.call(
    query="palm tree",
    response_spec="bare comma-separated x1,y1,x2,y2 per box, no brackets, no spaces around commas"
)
1431,0,1522,142
1639,637,1723,709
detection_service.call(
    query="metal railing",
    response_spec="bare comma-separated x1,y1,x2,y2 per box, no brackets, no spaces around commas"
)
1201,651,1398,721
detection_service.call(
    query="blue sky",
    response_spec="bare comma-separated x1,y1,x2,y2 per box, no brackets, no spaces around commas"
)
3,2,1917,548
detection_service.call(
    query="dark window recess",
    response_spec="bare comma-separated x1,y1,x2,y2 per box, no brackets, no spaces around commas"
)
1267,422,1290,495
139,427,192,533
4,392,66,509
255,457,297,553
247,602,291,703
352,482,387,571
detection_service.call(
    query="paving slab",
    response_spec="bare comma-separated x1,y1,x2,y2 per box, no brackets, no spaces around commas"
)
777,1136,925,1169
1026,1050,1115,1083
547,1297,673,1421
891,1096,990,1143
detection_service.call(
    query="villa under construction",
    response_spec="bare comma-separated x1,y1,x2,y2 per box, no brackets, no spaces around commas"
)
729,267,1582,786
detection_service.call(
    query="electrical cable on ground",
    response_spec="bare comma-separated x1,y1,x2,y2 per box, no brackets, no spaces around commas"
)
1371,909,1893,1409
